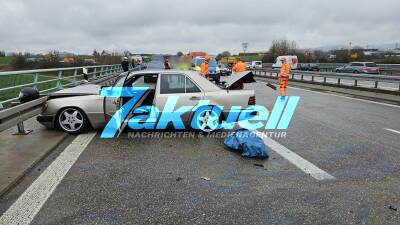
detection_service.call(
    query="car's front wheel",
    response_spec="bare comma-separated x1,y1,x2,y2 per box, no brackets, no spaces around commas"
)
57,107,88,134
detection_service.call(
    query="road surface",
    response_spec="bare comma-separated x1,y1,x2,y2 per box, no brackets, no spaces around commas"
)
0,82,399,225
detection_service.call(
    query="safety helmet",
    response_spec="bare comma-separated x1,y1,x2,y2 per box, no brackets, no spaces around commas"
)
123,57,128,61
204,55,211,61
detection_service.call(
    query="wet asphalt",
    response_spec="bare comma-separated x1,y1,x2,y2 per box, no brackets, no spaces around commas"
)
1,82,400,224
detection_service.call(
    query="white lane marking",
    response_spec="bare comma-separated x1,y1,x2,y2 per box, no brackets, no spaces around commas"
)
0,132,97,225
286,86,400,109
261,136,336,181
384,128,400,134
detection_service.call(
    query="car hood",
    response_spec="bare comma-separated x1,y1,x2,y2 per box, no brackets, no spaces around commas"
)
50,84,100,97
220,71,256,89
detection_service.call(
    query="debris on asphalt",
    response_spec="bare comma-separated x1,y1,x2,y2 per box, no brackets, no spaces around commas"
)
176,177,183,182
224,129,269,159
201,177,211,181
388,205,398,211
253,163,265,168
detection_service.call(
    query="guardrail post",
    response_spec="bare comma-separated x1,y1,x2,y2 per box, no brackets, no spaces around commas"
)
10,102,33,135
100,66,104,77
73,69,77,86
374,81,378,88
107,66,111,76
311,76,314,82
33,73,39,90
301,75,304,80
56,70,63,90
291,74,294,79
324,77,326,83
14,122,33,135
93,67,97,80
354,80,358,86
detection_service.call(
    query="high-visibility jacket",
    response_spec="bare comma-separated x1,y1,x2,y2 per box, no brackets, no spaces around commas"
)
232,61,246,73
279,63,291,77
200,63,209,76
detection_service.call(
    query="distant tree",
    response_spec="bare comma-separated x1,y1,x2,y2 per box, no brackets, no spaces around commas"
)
266,39,299,62
0,50,5,57
221,51,231,57
124,50,131,57
312,50,328,63
11,53,27,70
177,51,183,57
92,50,99,57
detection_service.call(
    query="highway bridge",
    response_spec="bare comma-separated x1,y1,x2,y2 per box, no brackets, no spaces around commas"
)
0,60,399,224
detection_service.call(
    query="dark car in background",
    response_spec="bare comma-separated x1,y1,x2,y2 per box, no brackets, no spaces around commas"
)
218,64,231,76
298,63,320,71
335,62,380,74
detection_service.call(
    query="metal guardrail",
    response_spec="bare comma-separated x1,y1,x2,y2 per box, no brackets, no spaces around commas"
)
0,64,123,108
0,64,135,134
0,97,48,134
251,68,400,92
262,63,400,75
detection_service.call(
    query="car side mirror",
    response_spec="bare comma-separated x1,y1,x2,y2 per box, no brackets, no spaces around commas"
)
100,85,110,95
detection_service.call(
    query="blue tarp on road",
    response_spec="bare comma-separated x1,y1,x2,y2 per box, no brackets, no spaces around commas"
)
224,129,269,159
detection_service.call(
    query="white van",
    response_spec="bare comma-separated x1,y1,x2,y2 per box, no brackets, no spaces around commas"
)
249,61,263,69
272,55,298,70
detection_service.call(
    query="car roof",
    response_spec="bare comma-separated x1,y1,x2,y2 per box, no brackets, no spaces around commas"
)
128,70,221,92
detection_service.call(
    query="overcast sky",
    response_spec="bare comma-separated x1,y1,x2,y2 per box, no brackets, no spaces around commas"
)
0,0,399,54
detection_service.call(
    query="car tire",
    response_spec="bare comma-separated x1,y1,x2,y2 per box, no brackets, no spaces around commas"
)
353,70,359,74
56,107,89,134
191,106,224,132
335,69,340,73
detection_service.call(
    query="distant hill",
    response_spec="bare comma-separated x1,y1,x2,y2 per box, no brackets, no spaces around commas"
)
312,43,399,51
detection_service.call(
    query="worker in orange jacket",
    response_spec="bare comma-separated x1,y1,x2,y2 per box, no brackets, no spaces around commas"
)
278,58,291,97
232,58,246,73
200,55,210,79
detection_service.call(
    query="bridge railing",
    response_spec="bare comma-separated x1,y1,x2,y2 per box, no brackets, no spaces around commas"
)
0,64,123,108
251,68,400,92
0,65,133,134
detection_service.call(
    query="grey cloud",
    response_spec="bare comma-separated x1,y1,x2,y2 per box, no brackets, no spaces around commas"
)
0,0,399,54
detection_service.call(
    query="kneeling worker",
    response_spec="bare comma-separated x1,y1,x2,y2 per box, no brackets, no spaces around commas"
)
278,58,291,97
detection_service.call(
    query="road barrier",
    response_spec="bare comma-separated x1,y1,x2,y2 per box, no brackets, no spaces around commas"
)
261,63,400,74
0,64,123,108
0,65,139,134
0,96,48,134
251,69,400,92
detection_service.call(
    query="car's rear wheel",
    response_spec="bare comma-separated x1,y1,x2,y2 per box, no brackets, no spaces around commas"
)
192,106,223,132
57,107,88,134
353,70,359,74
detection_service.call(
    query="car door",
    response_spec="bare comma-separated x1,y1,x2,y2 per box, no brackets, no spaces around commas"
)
103,74,128,134
154,73,204,125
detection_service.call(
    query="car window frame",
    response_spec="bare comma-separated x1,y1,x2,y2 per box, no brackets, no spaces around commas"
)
158,73,204,94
